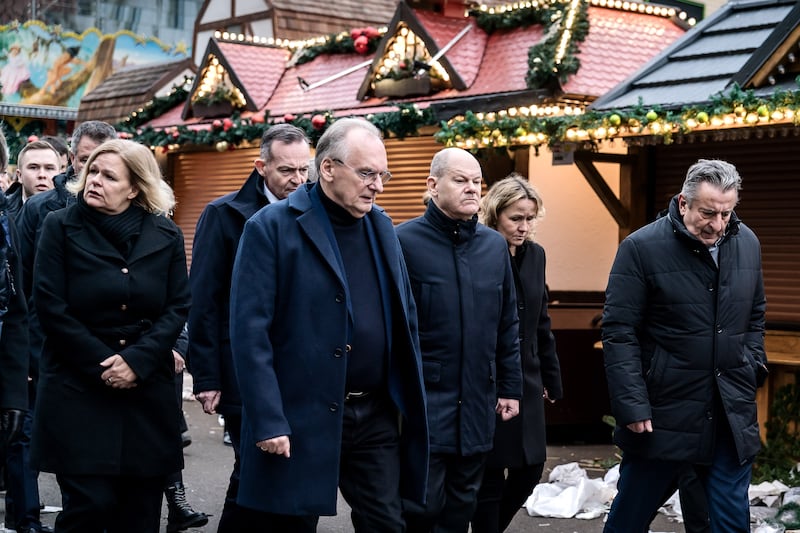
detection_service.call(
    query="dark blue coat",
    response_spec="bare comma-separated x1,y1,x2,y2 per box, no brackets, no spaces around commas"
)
229,183,428,515
187,170,268,416
602,195,766,464
396,202,522,456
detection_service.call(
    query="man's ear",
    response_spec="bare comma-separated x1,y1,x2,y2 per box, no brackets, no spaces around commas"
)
426,175,437,196
253,159,266,175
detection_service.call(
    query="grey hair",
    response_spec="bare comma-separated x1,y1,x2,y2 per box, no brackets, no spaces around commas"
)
314,118,382,173
70,121,117,155
681,159,741,205
259,123,309,162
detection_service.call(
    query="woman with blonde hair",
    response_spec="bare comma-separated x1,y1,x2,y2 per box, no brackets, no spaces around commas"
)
472,173,563,533
31,139,190,532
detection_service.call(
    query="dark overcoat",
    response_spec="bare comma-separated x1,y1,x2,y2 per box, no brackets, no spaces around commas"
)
187,169,268,416
0,193,29,412
602,195,766,464
396,202,522,456
488,241,562,469
31,204,190,476
229,183,429,516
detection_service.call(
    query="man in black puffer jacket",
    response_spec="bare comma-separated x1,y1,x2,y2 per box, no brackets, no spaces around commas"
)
602,159,767,533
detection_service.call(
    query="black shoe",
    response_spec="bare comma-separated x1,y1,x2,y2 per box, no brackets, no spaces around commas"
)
165,482,209,532
22,526,54,533
181,430,192,448
222,430,232,446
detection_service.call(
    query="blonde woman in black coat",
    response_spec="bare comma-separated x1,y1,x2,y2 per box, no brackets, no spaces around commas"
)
472,174,563,533
31,139,190,533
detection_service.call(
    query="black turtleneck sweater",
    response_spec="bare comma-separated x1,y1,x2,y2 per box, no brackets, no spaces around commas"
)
317,185,387,393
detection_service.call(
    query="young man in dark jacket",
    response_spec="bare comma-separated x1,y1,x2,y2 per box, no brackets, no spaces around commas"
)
397,147,522,532
602,159,767,533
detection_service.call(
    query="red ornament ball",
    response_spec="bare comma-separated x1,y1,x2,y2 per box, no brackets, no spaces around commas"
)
311,114,327,130
354,35,369,54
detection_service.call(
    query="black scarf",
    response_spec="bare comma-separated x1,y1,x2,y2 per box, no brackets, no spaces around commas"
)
77,192,145,257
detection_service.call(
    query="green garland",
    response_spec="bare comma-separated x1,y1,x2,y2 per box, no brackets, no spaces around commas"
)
434,82,800,149
470,3,561,33
470,1,590,89
117,80,192,132
125,103,436,150
291,30,382,66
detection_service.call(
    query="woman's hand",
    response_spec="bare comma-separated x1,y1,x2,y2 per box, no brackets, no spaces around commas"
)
100,354,138,389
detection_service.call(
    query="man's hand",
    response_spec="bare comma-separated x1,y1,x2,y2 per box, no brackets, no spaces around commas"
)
196,390,221,415
496,398,520,421
0,409,23,444
627,419,653,433
256,436,291,458
172,350,186,374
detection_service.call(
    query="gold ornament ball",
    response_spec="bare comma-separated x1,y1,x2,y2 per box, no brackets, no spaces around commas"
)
216,141,229,152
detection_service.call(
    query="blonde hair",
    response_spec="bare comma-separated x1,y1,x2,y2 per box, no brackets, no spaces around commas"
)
67,139,175,215
480,173,544,240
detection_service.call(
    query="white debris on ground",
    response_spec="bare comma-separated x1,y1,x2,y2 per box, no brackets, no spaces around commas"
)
523,461,798,532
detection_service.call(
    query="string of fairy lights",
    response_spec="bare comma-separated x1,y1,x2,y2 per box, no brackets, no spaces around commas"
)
149,0,742,153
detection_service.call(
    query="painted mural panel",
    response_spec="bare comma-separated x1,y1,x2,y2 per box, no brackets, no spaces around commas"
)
0,20,190,108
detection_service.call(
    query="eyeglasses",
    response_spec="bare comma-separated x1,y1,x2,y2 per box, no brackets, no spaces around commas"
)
332,158,392,185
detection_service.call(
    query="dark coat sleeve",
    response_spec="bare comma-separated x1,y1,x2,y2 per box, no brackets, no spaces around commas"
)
495,250,523,400
535,247,562,399
186,203,229,392
602,236,652,427
0,215,29,410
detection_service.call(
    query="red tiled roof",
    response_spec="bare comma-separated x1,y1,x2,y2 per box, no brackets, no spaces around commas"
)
146,3,686,128
461,24,545,96
412,9,487,88
562,6,688,96
266,53,383,116
217,41,289,108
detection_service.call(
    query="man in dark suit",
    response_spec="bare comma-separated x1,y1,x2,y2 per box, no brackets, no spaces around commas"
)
229,118,428,531
187,123,311,531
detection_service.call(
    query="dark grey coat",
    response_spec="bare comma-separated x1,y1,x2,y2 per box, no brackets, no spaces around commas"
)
602,195,766,464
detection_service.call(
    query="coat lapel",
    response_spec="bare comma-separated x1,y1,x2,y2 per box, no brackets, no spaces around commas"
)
292,186,346,289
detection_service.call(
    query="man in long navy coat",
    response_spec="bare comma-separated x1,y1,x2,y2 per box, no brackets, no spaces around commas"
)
230,118,428,532
187,123,310,530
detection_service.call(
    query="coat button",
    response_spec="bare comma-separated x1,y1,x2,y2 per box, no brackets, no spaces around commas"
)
329,403,339,412
120,304,128,311
119,339,127,346
715,368,722,377
121,267,129,274
335,293,344,303
346,344,352,352
334,348,343,358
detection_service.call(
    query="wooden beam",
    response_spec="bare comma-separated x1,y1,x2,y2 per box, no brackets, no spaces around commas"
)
573,151,629,229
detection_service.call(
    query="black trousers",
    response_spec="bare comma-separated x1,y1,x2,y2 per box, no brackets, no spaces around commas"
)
217,412,274,532
403,451,488,533
55,473,164,533
471,462,544,533
251,393,403,533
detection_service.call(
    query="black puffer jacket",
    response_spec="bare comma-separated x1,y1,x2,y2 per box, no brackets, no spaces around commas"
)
602,194,766,465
